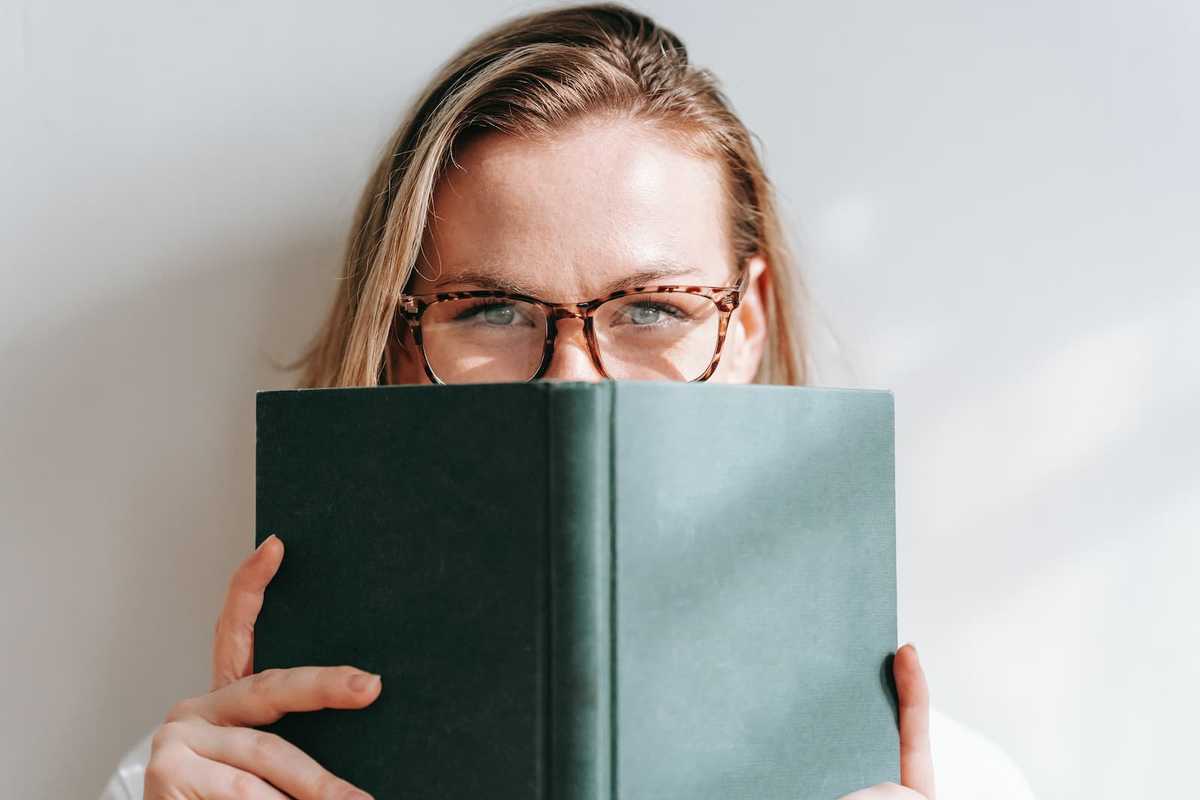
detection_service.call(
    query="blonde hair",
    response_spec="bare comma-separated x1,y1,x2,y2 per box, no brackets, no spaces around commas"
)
298,2,810,387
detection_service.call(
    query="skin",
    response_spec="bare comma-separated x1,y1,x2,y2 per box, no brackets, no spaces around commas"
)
391,117,769,384
145,119,935,799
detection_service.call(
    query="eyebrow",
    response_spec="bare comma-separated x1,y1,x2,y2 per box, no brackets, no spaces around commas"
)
428,259,702,296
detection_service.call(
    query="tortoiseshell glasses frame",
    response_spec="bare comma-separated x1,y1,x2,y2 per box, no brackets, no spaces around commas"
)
394,268,747,384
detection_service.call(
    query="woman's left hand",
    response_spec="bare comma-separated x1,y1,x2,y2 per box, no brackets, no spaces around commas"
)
836,643,935,799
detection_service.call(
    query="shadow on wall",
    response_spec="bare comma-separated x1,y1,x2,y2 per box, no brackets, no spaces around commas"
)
0,232,343,797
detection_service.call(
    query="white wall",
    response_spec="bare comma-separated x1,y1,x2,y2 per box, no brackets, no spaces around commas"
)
2,2,1196,798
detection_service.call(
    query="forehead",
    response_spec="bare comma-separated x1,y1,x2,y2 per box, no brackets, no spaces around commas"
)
409,117,734,298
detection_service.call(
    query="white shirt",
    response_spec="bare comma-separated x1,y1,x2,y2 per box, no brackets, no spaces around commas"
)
97,706,1037,799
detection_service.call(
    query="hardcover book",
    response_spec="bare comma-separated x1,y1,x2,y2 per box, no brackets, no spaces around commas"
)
254,380,898,799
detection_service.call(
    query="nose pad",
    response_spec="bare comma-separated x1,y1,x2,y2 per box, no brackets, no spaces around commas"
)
542,315,605,382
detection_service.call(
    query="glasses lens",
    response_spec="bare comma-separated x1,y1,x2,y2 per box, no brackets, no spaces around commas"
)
594,292,722,381
420,297,547,383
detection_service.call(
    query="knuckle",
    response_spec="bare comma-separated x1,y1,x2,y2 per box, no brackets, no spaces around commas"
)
248,668,280,697
245,729,280,763
315,772,354,800
143,742,186,790
143,758,170,790
150,720,187,751
163,697,199,723
311,772,338,797
228,768,260,799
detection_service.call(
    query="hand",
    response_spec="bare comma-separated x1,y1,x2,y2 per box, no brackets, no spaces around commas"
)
836,643,935,799
144,534,381,800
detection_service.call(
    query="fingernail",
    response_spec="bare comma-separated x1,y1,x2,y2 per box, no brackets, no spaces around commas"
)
348,672,380,692
347,792,373,800
256,533,277,552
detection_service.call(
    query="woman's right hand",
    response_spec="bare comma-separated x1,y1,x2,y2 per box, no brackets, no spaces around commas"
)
144,534,380,800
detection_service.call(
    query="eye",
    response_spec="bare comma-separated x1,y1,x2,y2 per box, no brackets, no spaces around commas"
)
482,303,514,325
454,300,534,327
614,300,690,326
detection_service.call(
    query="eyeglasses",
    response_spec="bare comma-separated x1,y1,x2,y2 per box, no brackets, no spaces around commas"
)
395,270,745,384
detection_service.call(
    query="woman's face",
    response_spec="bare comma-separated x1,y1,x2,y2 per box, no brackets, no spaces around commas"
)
392,117,769,384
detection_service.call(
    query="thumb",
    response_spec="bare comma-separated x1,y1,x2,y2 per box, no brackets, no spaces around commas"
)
210,534,284,691
895,642,935,799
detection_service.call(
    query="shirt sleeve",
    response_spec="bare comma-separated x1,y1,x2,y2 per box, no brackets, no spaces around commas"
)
96,728,153,800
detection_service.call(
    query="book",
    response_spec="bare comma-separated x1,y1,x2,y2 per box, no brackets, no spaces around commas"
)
254,380,899,799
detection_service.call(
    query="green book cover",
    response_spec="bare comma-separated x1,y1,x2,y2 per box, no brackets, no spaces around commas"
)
254,380,898,799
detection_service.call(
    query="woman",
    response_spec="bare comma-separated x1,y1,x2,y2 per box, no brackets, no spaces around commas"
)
100,4,1036,798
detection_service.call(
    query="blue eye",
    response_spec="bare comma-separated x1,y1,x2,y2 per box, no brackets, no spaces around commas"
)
629,304,661,324
618,301,688,326
453,300,537,328
482,304,515,325
455,302,512,324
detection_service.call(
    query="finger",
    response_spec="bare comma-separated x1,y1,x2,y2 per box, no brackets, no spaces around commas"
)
175,665,382,728
144,739,290,800
175,718,373,800
894,643,935,799
211,534,284,691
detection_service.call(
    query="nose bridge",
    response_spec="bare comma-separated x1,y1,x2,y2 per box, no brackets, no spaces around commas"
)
543,308,604,381
549,304,588,322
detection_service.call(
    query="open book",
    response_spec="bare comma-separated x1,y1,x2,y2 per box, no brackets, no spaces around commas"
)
254,380,898,798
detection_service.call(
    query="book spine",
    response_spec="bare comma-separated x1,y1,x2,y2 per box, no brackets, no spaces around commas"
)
546,383,614,800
